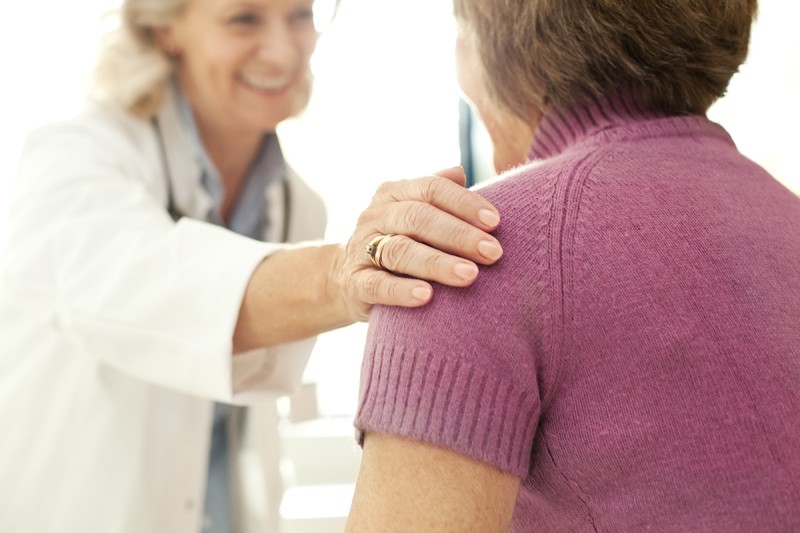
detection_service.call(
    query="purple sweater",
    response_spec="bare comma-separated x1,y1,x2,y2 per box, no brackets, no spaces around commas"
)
355,92,800,531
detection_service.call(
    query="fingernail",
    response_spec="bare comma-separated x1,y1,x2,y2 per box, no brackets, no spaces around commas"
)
453,262,479,281
478,240,503,261
478,208,500,228
411,286,432,302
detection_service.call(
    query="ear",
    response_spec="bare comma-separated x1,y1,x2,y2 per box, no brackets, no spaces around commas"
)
152,26,182,58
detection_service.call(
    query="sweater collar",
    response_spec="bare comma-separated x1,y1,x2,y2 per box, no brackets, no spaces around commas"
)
528,90,671,160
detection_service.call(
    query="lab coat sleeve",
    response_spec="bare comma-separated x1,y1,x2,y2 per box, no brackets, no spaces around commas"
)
5,117,308,402
230,338,317,402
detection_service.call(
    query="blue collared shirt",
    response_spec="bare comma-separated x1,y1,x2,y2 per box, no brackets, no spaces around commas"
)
175,86,286,533
176,88,286,240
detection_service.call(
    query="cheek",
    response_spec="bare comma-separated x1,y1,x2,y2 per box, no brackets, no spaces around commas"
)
456,36,494,124
298,33,318,69
454,36,470,94
455,35,484,106
288,66,314,117
181,40,245,90
456,37,476,100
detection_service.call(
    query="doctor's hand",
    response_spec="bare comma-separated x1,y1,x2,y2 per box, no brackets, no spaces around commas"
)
334,166,503,322
233,167,502,351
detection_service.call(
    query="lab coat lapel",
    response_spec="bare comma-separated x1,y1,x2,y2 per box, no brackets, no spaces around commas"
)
154,87,211,221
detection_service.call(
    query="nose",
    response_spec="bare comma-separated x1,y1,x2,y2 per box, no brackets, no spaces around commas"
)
256,21,301,70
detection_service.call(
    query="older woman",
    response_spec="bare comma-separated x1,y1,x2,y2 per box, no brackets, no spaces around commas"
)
348,0,800,531
0,0,505,532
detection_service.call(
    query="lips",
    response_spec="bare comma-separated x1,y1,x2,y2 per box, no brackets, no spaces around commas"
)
238,71,293,93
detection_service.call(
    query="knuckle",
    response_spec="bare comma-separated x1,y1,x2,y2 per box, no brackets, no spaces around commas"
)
402,203,432,231
375,180,402,202
381,235,411,271
419,176,442,203
383,278,401,301
423,250,448,278
452,224,478,251
361,272,382,299
356,207,374,228
374,181,392,197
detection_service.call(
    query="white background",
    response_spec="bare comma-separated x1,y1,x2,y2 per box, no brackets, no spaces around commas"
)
0,1,797,529
0,0,798,435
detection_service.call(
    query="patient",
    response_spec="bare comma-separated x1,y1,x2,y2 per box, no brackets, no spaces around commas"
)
347,0,800,531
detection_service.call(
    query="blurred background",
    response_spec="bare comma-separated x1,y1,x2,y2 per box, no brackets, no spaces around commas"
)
0,1,797,531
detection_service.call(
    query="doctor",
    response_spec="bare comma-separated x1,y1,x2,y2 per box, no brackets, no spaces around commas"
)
0,0,504,532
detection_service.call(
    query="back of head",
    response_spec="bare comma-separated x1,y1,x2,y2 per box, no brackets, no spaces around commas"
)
453,0,758,121
90,0,186,118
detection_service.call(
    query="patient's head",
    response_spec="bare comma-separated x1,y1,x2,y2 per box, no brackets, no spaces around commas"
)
454,0,758,168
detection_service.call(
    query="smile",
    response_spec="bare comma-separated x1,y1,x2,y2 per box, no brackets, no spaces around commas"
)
238,72,293,93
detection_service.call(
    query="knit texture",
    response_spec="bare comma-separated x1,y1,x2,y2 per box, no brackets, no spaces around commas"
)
355,92,800,531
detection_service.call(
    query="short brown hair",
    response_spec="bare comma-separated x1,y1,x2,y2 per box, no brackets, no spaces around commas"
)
454,0,758,119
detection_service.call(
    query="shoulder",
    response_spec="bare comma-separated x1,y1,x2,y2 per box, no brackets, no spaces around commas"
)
23,98,155,161
356,164,568,478
15,99,170,201
469,151,599,269
473,160,562,214
472,144,606,230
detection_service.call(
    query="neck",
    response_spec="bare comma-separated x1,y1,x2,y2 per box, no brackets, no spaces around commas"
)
177,78,264,187
198,123,262,187
201,123,263,224
482,107,539,173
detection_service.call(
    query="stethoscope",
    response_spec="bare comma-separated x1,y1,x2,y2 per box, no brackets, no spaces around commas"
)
152,118,292,243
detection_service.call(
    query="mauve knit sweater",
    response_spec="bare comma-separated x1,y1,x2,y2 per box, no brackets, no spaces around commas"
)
355,92,800,531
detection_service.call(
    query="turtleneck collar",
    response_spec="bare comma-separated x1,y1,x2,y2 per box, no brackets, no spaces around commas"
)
528,90,672,160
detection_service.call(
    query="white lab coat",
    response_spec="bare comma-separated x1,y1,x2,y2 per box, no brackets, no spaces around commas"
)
0,87,327,533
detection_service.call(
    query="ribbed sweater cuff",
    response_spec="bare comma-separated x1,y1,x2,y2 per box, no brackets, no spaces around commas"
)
355,341,539,478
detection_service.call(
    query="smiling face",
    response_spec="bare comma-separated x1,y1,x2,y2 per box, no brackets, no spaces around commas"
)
163,0,319,137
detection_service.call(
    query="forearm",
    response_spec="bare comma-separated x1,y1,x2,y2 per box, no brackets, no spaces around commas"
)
233,242,350,352
233,168,506,353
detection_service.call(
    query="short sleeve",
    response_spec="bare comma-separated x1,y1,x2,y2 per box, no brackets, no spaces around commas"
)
355,246,545,478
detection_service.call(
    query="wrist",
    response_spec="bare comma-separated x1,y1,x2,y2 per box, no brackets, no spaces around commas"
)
323,243,355,326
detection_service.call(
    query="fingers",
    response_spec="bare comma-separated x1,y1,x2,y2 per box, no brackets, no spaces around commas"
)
344,231,479,322
362,200,503,266
377,235,481,287
358,268,434,311
342,170,504,320
373,175,501,233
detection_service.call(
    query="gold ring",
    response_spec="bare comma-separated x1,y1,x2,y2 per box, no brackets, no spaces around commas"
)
365,234,395,271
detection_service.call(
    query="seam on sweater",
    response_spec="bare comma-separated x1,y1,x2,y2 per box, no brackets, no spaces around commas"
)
541,146,614,527
541,149,608,412
543,430,600,533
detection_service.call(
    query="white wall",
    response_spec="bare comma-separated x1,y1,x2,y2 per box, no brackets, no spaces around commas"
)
0,3,797,528
278,0,461,416
707,1,800,193
0,1,113,246
0,0,796,436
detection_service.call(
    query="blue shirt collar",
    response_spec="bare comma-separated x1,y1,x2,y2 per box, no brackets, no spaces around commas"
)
174,82,286,241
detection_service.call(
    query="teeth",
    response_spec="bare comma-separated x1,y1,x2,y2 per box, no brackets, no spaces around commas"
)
239,72,291,91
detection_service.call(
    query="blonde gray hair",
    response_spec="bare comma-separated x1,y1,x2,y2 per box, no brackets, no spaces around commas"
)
90,0,187,118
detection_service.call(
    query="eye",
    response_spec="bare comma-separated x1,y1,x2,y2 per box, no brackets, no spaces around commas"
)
288,7,314,26
228,12,261,26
